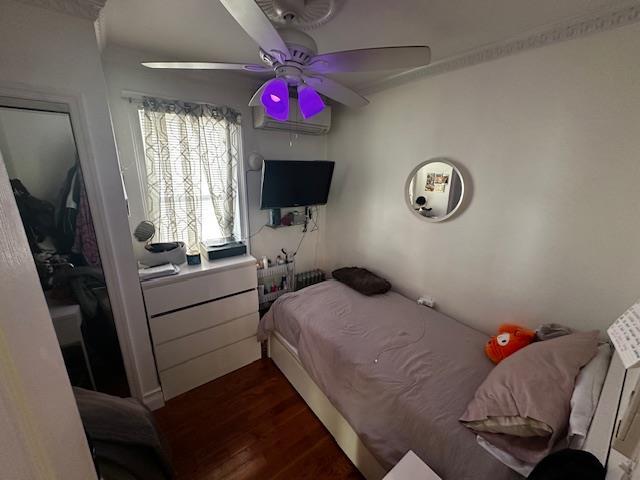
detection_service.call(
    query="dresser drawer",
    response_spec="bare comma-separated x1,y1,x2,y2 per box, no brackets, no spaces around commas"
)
143,263,257,316
160,337,261,400
155,312,259,371
149,290,258,345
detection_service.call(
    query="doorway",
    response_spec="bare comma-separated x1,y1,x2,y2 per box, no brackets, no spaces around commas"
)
0,102,130,397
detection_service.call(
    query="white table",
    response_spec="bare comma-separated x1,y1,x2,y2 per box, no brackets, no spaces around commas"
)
48,302,96,389
383,451,442,480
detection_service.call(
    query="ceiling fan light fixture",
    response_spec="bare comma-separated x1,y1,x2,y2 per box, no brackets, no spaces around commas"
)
146,3,430,113
297,84,325,119
261,78,289,121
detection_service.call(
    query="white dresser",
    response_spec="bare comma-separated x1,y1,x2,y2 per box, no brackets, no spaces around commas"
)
141,255,260,401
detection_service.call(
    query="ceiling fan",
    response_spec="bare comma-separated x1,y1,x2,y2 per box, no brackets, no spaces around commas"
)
143,0,431,121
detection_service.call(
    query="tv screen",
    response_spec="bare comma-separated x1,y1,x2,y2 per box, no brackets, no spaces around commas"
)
260,160,335,209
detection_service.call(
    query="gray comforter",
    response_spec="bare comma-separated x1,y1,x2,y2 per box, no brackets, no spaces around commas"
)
258,280,519,480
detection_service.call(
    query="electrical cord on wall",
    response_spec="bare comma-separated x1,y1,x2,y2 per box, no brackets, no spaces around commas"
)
244,224,266,240
293,206,319,256
308,206,319,233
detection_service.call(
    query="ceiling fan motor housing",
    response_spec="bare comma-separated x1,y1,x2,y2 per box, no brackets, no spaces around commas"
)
278,28,318,62
260,28,318,83
275,64,303,84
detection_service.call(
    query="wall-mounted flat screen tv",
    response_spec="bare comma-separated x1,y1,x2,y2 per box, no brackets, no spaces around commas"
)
260,160,335,209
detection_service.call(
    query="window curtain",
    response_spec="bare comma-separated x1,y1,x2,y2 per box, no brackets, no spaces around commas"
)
139,97,241,250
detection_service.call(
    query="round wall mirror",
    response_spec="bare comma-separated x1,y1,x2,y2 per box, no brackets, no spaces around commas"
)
405,158,465,222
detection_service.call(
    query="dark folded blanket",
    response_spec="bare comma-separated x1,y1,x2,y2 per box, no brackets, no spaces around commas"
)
74,387,173,480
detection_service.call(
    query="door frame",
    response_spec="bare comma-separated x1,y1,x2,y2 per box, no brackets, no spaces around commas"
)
0,83,143,401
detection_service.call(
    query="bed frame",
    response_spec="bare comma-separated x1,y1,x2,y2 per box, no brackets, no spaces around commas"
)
269,331,630,479
269,332,387,479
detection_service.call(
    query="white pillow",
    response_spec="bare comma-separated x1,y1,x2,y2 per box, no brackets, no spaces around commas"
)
476,435,535,477
568,343,613,448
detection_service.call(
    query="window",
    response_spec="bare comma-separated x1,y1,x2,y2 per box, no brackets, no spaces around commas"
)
136,97,242,251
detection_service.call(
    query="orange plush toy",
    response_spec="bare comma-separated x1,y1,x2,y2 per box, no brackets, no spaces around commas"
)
485,324,536,364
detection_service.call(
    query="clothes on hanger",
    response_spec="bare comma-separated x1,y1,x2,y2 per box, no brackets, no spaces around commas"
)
10,178,56,252
72,170,101,268
57,163,101,268
57,163,81,253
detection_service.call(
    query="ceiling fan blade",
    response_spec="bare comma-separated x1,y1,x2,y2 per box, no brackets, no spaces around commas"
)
218,0,289,60
142,62,271,72
306,46,431,74
302,75,369,108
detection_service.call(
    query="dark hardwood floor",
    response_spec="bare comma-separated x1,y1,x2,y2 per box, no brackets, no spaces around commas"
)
154,359,364,480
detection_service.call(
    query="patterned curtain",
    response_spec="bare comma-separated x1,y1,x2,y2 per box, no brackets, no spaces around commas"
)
138,97,241,250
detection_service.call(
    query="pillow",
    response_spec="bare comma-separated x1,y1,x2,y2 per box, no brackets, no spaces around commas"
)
475,342,612,475
464,416,552,437
568,343,613,448
331,267,391,295
460,331,599,464
476,435,536,477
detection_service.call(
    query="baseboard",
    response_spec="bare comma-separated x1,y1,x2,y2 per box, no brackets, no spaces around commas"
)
142,387,165,410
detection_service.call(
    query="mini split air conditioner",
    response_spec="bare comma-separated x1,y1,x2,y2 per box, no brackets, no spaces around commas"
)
253,98,331,135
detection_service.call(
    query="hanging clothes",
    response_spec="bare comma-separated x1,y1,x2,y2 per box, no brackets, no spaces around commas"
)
10,178,56,252
57,163,81,253
56,163,101,268
72,170,101,268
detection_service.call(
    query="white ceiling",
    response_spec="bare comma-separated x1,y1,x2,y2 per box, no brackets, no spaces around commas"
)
102,0,631,89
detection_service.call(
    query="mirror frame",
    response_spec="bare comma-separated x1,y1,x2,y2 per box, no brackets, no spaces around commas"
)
0,89,141,399
405,158,465,223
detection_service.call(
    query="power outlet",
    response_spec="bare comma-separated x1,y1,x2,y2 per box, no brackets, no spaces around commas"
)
417,296,435,308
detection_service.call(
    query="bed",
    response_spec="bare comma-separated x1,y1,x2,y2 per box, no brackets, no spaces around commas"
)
259,280,519,479
258,279,626,479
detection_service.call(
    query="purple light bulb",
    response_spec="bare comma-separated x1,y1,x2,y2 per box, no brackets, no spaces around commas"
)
297,84,325,119
261,78,289,121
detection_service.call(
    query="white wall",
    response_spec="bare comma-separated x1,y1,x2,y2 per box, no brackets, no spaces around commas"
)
0,0,158,405
101,45,328,272
323,22,640,335
0,108,77,204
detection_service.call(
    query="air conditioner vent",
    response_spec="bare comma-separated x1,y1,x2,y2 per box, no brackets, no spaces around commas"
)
253,98,331,135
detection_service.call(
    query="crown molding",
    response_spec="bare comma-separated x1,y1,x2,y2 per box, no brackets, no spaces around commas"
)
12,0,107,20
360,1,640,95
95,8,107,51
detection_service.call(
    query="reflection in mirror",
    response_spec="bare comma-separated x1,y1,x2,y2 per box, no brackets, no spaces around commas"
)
407,159,464,222
0,105,129,396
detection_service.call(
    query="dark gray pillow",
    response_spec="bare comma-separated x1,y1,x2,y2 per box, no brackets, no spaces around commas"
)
332,267,391,295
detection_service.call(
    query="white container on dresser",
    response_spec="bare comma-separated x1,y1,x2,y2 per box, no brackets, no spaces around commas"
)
141,255,260,401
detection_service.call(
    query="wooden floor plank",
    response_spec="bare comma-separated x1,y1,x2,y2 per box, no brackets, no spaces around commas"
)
155,359,364,480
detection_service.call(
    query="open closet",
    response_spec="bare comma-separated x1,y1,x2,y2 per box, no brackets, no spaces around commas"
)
0,100,129,397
